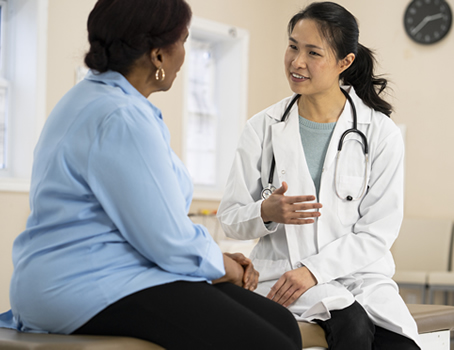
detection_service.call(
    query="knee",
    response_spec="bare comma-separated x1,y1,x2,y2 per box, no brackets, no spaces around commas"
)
344,316,374,344
327,301,375,345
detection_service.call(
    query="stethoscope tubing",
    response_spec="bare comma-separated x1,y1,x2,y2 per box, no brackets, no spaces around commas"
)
261,87,369,201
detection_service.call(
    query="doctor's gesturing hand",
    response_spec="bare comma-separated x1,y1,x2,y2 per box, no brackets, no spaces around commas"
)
267,267,317,307
261,182,322,224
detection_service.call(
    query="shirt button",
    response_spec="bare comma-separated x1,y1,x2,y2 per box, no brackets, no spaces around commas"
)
281,170,286,174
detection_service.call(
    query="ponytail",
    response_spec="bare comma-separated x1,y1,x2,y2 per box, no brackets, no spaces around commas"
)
341,44,392,117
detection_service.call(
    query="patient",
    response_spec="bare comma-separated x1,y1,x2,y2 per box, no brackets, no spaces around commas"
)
0,0,302,349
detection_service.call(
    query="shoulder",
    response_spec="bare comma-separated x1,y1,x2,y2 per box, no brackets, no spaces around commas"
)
359,100,403,154
347,86,401,139
246,95,297,132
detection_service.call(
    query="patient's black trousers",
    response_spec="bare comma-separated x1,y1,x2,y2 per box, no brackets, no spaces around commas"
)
72,281,302,350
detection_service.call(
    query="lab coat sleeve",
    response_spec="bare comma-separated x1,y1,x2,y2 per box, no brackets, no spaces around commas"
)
301,125,405,284
217,120,279,240
87,106,225,281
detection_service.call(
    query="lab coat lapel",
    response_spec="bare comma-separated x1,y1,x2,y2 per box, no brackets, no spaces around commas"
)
270,106,315,197
270,102,316,268
322,99,353,172
323,87,372,171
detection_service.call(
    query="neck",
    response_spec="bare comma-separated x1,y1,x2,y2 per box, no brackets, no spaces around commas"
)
298,87,346,123
124,56,162,98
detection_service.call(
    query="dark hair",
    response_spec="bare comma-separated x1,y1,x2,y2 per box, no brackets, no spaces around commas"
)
288,2,392,116
85,0,192,76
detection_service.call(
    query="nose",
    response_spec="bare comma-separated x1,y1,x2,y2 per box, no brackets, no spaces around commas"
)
292,53,307,69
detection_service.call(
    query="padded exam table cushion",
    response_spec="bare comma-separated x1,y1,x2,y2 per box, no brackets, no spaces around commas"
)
1,304,454,349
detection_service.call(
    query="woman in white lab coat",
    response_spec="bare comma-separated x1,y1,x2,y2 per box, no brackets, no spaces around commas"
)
218,2,420,349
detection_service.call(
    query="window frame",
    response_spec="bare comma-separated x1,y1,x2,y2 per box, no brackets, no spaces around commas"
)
0,0,48,192
183,17,249,200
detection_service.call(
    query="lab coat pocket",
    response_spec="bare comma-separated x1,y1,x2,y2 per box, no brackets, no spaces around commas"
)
336,175,363,226
253,258,291,282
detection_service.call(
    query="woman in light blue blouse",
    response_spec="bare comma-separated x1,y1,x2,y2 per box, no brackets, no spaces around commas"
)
0,0,302,349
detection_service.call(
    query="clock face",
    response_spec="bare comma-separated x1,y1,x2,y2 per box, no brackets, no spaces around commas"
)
404,0,452,44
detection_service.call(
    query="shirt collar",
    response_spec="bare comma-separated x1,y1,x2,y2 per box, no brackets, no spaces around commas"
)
84,69,163,119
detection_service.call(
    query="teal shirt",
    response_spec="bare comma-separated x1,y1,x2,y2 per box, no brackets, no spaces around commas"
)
299,116,336,197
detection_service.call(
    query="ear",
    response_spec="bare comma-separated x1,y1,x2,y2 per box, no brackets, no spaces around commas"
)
338,53,355,74
150,48,163,69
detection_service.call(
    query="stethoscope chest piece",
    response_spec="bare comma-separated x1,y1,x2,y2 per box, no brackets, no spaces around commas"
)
261,184,276,200
261,88,370,203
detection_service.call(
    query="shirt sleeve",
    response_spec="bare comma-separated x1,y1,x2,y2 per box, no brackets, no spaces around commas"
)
217,121,279,239
86,105,225,281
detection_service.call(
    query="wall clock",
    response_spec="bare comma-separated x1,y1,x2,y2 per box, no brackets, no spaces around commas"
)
404,0,452,44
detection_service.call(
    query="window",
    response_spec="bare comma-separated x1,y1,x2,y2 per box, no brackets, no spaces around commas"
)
184,17,249,200
186,39,217,186
0,0,48,191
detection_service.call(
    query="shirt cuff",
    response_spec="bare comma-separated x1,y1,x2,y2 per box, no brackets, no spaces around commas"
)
193,239,226,281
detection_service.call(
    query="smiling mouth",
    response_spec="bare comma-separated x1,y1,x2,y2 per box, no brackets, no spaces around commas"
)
291,73,308,80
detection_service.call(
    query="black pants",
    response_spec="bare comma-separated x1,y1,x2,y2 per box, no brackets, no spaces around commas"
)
316,301,420,350
72,281,302,350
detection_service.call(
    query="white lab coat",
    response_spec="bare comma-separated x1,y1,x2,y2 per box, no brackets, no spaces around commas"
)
217,87,420,345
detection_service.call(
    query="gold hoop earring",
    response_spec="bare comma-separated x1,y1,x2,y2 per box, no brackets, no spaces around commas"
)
155,67,165,81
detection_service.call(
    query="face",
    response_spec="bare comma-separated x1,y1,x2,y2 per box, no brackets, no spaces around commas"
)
158,27,189,91
284,19,351,97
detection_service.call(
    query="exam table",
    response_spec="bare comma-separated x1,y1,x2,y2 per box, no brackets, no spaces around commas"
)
1,304,453,350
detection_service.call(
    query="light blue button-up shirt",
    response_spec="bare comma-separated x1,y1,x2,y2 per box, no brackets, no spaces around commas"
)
1,70,225,334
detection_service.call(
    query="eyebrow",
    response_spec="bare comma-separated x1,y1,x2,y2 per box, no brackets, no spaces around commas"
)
289,36,325,50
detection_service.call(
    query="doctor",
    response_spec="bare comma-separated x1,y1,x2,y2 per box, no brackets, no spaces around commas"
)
218,2,420,349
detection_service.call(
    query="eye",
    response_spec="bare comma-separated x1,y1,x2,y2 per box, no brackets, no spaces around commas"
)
309,51,320,56
289,44,298,50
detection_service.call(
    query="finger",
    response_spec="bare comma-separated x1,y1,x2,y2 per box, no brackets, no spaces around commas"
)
283,195,318,204
271,281,292,305
249,271,259,291
271,181,288,196
243,263,253,285
224,252,241,261
291,202,323,211
226,253,250,267
274,285,298,306
283,288,305,308
287,218,319,225
291,210,321,218
266,277,285,300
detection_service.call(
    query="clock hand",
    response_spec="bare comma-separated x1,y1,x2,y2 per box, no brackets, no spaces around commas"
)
411,13,444,35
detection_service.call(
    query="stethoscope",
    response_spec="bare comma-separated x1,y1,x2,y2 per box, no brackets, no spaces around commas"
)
261,88,369,202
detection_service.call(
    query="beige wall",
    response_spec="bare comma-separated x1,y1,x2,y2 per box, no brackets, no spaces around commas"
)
0,192,29,311
1,0,454,311
335,0,454,220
